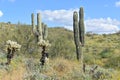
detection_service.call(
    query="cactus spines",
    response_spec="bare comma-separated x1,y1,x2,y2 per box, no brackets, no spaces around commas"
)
73,7,85,61
79,7,85,46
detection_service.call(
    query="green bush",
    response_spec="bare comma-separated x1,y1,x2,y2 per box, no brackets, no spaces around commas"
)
105,55,120,69
99,48,112,58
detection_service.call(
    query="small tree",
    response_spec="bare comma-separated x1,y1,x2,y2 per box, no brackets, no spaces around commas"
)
5,40,21,65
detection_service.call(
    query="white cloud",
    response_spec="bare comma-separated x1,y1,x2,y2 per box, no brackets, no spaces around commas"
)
85,18,120,34
37,8,79,27
0,10,3,17
115,1,120,7
37,9,120,34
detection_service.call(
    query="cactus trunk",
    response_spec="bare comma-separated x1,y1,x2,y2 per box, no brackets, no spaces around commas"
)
73,7,85,77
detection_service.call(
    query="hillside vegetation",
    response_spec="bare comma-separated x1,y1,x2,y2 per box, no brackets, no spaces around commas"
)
0,22,120,80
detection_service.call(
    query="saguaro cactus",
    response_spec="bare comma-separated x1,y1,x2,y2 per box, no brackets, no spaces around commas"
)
31,13,50,66
31,13,49,43
73,11,81,60
73,7,85,61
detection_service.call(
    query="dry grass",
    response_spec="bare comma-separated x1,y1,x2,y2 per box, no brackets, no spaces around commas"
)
0,57,120,80
42,58,81,79
0,56,26,80
0,67,25,80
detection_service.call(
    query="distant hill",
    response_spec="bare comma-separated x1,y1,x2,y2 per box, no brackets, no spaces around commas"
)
0,22,120,80
0,22,120,69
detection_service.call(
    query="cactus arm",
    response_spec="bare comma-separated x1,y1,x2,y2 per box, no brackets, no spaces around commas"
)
37,13,43,41
31,13,36,34
42,23,48,40
73,11,81,60
43,24,48,40
79,7,85,47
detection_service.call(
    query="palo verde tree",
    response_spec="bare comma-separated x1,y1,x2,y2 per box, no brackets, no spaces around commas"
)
31,13,50,66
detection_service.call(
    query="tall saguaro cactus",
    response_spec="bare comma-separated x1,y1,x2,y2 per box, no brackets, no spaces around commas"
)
73,7,85,61
73,11,81,60
31,13,50,66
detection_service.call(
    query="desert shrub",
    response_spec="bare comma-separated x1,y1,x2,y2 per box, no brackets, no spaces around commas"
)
84,53,96,65
105,55,120,69
93,67,113,80
99,48,112,58
23,58,51,80
49,37,76,60
82,65,113,80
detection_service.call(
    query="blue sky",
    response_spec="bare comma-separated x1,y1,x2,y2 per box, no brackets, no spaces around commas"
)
0,0,120,33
